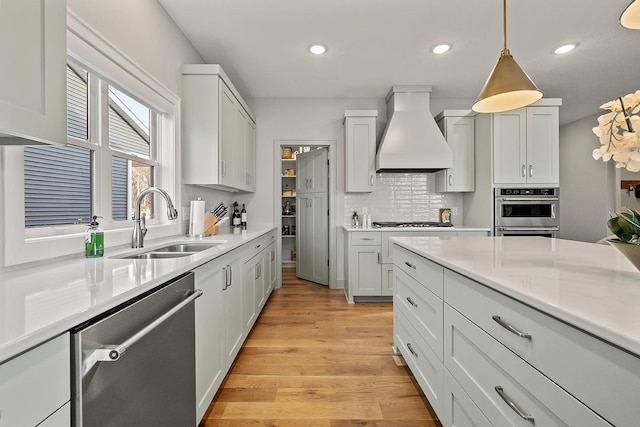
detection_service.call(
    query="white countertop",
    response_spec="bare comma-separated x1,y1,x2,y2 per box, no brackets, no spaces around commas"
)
0,226,276,363
343,226,490,232
390,236,640,356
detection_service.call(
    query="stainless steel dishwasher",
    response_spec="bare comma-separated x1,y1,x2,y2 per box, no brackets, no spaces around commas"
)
71,272,201,427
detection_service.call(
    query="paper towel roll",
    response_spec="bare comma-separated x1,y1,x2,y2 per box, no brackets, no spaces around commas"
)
189,199,206,235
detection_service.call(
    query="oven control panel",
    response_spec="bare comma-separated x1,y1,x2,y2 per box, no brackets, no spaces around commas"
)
497,188,558,196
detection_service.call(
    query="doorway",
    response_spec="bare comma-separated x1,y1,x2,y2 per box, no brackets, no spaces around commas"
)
274,140,337,289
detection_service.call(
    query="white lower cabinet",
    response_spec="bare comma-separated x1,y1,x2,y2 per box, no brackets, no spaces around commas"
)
444,305,609,426
0,334,70,427
395,308,444,416
442,370,491,427
194,230,276,425
39,402,70,427
194,250,242,422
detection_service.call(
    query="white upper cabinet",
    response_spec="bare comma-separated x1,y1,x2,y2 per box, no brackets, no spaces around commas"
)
344,110,377,193
0,0,66,146
182,64,256,192
493,104,560,186
435,111,475,192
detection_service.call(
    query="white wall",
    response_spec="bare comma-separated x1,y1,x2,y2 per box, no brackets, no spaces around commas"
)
559,114,615,242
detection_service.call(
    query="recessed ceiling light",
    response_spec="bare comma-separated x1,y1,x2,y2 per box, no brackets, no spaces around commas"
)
308,44,327,55
553,43,577,54
431,43,452,55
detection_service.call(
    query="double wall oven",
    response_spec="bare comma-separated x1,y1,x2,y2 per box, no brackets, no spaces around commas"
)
494,188,559,238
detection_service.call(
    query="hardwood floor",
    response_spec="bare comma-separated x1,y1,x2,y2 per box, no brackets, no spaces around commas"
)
200,268,441,426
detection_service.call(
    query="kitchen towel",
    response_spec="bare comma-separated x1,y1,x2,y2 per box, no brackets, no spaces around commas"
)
189,199,206,235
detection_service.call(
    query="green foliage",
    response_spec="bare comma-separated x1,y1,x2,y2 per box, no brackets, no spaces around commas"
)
608,208,640,244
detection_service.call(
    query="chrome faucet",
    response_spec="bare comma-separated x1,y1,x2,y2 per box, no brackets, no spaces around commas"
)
132,187,178,248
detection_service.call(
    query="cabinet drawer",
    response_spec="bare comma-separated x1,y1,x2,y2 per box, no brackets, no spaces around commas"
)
444,305,610,427
395,309,444,416
0,334,70,427
351,231,381,245
244,232,274,261
393,245,443,298
442,369,492,427
445,269,640,427
394,268,443,360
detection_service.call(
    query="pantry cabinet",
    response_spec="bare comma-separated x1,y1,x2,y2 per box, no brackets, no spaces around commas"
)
493,105,559,186
344,110,378,193
0,0,66,146
434,111,475,192
182,64,256,192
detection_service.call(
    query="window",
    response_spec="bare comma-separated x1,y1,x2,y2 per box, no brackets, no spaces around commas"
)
2,14,180,266
24,64,161,228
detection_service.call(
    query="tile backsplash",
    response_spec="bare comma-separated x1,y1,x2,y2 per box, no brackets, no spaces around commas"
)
344,172,463,225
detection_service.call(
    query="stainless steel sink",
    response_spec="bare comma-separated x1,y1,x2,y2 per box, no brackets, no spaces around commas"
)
153,243,223,253
112,240,227,259
121,252,193,260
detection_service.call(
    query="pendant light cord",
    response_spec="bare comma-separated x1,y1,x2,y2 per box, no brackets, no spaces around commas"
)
502,0,509,52
503,0,507,50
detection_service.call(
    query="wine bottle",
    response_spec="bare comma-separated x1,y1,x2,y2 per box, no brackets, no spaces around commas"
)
232,202,241,234
241,203,247,230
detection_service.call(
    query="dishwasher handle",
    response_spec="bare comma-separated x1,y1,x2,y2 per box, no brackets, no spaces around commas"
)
93,289,203,363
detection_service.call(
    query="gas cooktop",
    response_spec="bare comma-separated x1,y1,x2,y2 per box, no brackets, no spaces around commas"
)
372,221,454,228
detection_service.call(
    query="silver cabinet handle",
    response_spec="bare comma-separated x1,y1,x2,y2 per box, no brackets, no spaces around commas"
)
521,164,526,177
406,343,418,358
370,175,374,186
255,244,262,250
309,178,313,189
360,237,374,241
405,261,416,269
94,289,203,363
495,386,535,422
377,252,381,264
223,266,229,290
529,165,533,177
449,175,453,186
406,296,417,307
492,315,532,339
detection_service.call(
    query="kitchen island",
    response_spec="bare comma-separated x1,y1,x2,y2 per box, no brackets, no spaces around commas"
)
391,235,640,427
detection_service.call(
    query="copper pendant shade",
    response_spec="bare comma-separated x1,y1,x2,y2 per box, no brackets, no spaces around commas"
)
472,0,542,113
621,0,640,29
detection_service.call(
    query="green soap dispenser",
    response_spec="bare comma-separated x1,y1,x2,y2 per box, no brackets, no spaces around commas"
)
85,215,104,258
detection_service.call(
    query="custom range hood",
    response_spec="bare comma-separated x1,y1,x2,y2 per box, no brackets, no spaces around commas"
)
376,86,453,172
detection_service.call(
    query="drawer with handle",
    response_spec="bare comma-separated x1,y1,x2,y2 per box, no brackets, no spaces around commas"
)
394,267,443,360
445,268,640,427
444,305,610,426
395,308,444,417
393,244,443,298
351,231,381,246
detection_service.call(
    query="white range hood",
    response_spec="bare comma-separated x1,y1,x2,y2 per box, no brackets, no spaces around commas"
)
376,86,453,172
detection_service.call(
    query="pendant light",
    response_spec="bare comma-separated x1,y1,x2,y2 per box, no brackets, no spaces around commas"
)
472,0,542,113
621,0,640,29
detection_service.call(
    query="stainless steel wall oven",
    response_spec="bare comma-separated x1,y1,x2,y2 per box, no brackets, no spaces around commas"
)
495,188,559,237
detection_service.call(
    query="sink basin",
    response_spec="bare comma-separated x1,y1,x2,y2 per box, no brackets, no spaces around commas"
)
121,252,193,260
112,240,227,259
153,243,224,253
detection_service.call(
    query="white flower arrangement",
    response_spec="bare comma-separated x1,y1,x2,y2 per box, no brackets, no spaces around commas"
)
592,90,640,171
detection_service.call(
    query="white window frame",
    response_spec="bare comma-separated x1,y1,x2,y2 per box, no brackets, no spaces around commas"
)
2,11,182,266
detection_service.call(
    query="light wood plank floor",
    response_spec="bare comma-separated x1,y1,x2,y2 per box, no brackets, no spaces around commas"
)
201,268,441,427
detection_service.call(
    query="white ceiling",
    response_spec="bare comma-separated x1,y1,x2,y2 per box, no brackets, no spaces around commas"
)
158,0,640,124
